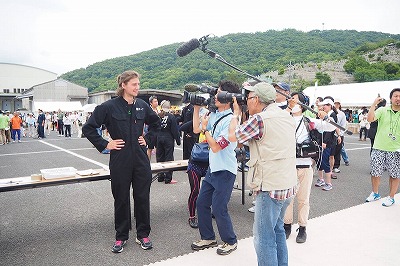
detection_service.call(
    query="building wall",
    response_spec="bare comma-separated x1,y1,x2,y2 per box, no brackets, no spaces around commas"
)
0,63,58,90
31,79,88,106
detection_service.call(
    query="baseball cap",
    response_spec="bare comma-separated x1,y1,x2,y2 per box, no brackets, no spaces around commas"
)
334,98,341,103
272,82,290,92
244,82,276,103
318,98,334,106
160,100,171,112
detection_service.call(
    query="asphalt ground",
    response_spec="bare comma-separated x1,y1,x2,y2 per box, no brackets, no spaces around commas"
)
0,130,387,265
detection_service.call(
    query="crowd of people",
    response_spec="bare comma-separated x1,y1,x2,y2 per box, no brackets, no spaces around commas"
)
10,68,393,266
0,109,88,144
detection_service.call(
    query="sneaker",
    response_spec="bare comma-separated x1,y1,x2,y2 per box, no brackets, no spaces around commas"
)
315,179,325,187
165,179,178,184
188,217,198,228
252,200,256,206
366,192,381,202
18,140,21,143
216,242,237,255
333,168,340,173
112,240,127,253
331,173,337,179
345,161,350,166
248,206,255,213
136,237,153,250
191,239,218,251
322,183,333,191
382,197,395,207
296,226,307,243
284,223,291,239
238,165,249,172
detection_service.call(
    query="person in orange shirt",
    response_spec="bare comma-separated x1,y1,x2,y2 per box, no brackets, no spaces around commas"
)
10,111,23,143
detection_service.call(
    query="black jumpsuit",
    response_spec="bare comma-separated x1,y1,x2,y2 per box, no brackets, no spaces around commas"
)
83,96,160,241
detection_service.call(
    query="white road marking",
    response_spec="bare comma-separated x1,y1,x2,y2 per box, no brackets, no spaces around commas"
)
39,140,109,169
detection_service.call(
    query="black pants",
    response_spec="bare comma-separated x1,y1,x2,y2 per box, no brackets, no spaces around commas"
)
58,120,64,135
64,125,71,137
156,135,175,182
110,147,152,241
333,135,344,169
359,127,368,140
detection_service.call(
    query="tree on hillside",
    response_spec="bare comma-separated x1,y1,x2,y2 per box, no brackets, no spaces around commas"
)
315,72,331,85
343,56,369,74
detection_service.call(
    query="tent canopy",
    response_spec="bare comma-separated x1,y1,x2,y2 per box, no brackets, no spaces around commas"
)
303,80,400,108
82,103,97,113
33,101,83,112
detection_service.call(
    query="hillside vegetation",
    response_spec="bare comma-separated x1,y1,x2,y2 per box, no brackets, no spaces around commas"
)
61,29,400,92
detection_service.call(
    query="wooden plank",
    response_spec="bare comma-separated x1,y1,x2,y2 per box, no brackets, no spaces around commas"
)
0,160,188,193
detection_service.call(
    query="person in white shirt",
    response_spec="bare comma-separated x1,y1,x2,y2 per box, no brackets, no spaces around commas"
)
45,112,52,136
26,113,36,138
63,112,72,138
359,110,369,141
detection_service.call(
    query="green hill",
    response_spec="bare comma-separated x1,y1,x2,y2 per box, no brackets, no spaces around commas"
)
61,29,400,92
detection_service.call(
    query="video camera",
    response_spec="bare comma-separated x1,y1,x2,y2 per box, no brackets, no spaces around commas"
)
182,84,218,107
183,83,247,106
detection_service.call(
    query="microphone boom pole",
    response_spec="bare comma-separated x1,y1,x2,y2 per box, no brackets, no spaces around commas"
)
199,43,352,135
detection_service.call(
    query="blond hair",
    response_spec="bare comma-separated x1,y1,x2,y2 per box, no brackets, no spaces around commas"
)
115,70,140,96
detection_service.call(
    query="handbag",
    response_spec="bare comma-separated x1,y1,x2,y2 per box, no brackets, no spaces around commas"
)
190,113,232,163
190,142,210,162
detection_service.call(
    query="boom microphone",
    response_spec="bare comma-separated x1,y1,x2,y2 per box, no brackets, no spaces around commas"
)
176,38,201,57
184,84,201,92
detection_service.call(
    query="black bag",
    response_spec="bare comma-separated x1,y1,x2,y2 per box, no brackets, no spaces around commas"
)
296,117,321,159
190,113,232,163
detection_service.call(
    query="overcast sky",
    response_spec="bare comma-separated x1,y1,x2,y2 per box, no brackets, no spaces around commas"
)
1,0,399,75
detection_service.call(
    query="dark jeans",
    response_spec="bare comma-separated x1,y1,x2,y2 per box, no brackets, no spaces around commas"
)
156,135,175,182
359,127,368,140
197,169,237,245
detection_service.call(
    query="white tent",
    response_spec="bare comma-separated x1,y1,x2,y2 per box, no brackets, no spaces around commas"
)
33,101,83,112
303,80,400,108
82,103,97,113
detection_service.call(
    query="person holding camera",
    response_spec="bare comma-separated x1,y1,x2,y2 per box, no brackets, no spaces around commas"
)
228,82,297,266
190,80,240,256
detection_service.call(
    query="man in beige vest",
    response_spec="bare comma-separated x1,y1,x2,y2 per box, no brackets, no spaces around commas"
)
228,82,297,266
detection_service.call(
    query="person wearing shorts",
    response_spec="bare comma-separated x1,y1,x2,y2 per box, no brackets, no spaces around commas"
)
365,88,400,207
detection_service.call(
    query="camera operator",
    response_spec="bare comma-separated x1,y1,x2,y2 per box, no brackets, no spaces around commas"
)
228,82,297,266
190,80,239,256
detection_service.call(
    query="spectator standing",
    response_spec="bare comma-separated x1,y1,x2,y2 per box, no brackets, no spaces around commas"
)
178,103,199,160
37,109,46,139
26,113,36,138
155,100,181,184
10,111,23,142
333,99,350,173
228,82,297,264
63,112,72,138
314,98,339,191
146,95,159,160
45,112,52,136
57,109,64,136
0,110,10,145
365,88,400,207
359,109,369,141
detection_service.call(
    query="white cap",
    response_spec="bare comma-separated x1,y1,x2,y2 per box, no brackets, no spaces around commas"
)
318,99,334,106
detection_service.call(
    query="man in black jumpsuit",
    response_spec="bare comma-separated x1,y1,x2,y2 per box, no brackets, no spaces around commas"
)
82,70,160,253
178,103,199,160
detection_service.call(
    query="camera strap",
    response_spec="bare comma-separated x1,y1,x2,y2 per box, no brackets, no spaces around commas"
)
211,113,232,138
